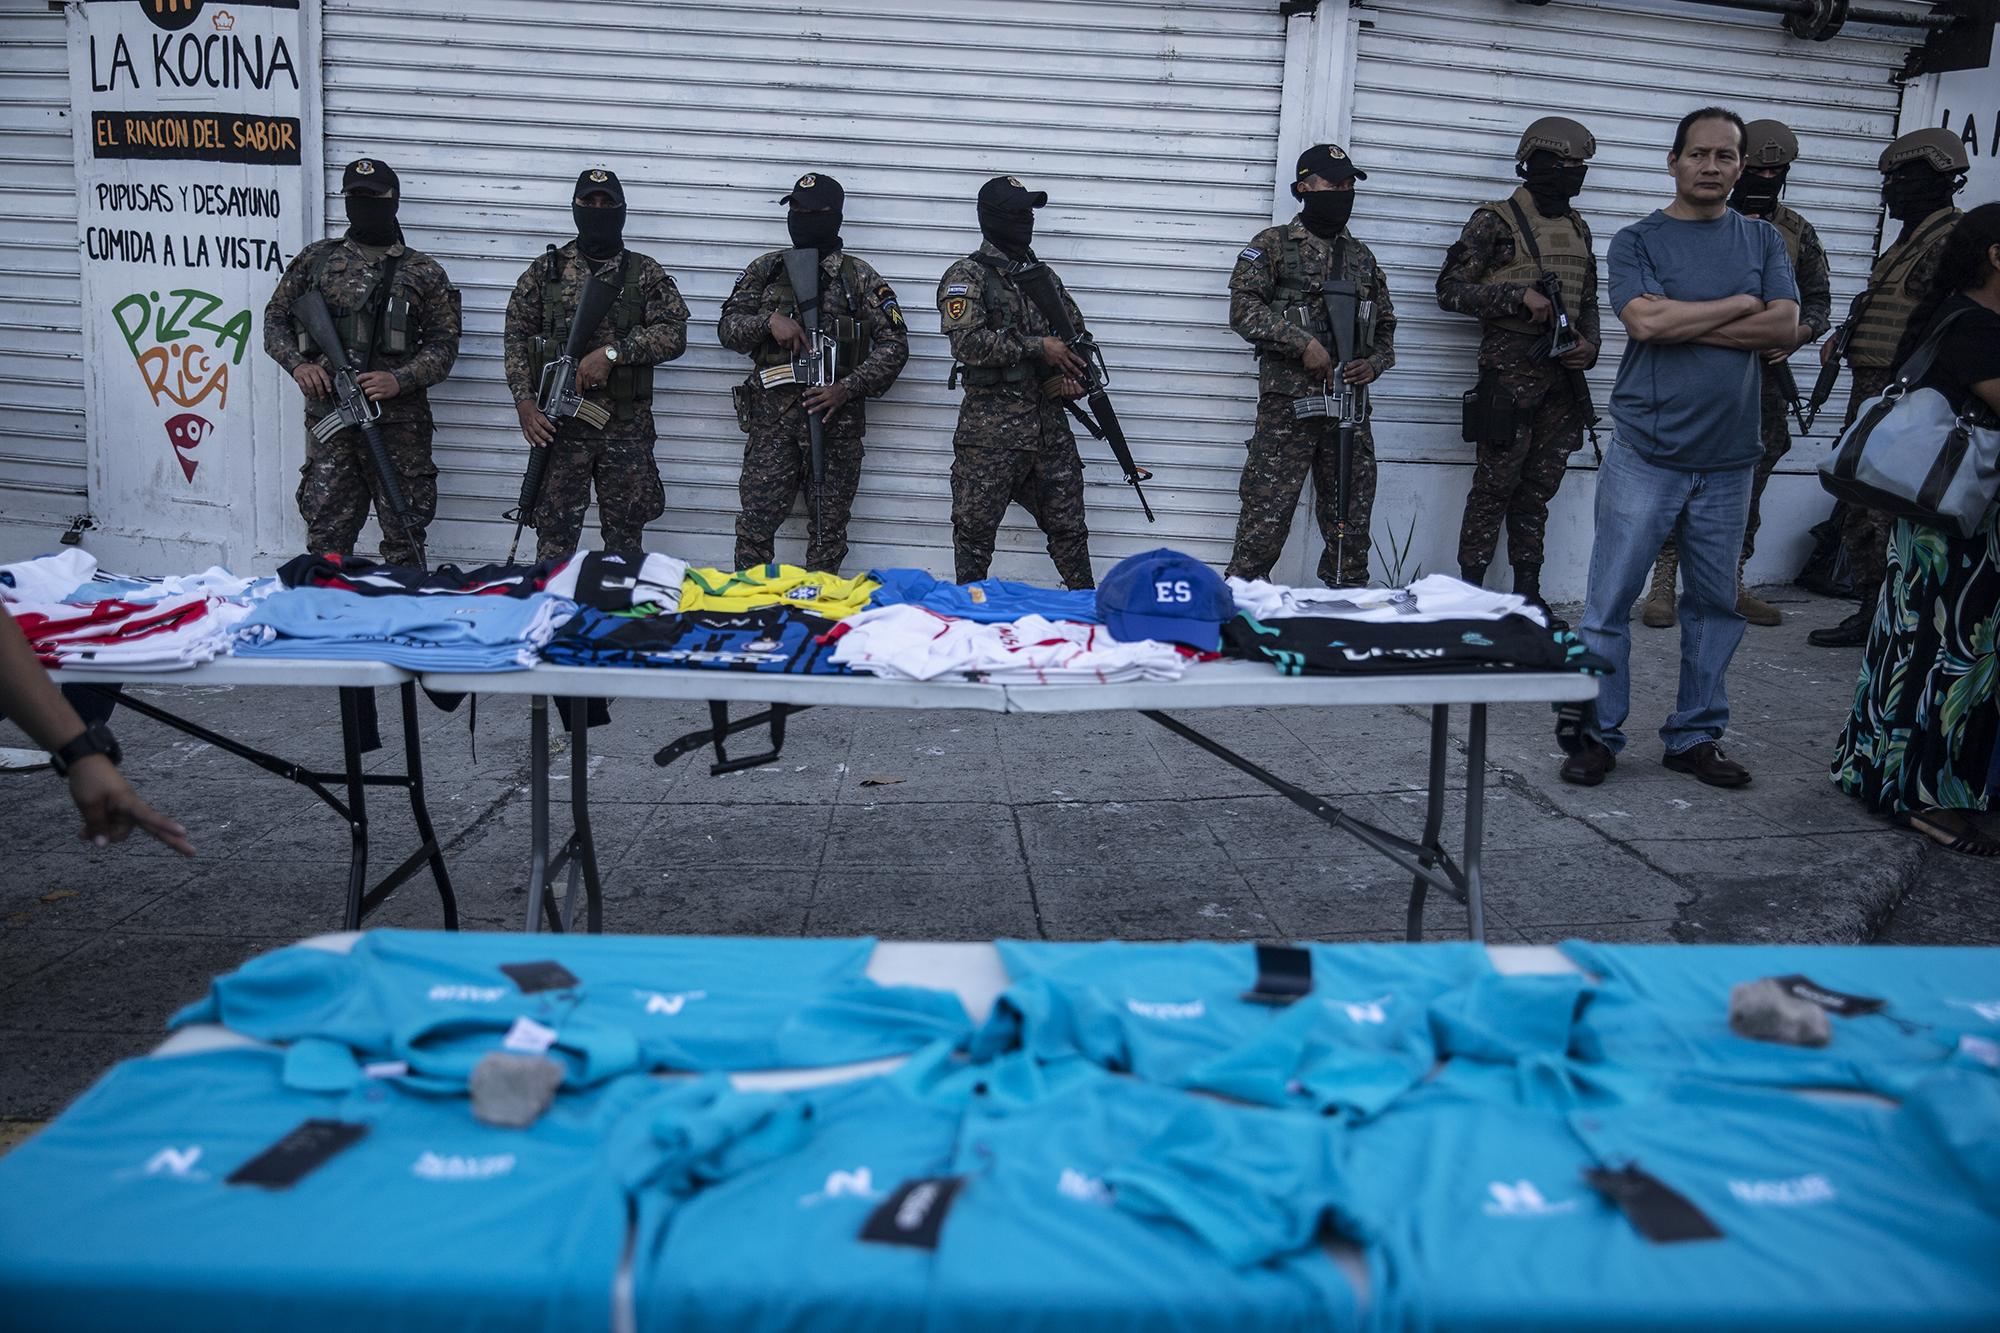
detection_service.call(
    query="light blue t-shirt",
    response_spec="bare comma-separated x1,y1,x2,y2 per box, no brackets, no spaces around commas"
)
1607,208,1797,471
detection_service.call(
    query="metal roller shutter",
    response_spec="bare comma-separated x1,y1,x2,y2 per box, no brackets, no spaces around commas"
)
1341,0,1916,584
318,0,1289,576
0,2,88,541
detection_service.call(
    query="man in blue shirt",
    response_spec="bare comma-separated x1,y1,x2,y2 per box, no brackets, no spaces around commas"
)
1562,107,1799,789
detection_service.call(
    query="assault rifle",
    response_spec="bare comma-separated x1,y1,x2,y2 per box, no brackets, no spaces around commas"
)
1008,260,1156,522
1291,272,1371,579
1768,357,1809,435
1803,291,1868,435
292,289,426,571
505,270,619,563
1534,271,1602,452
765,247,838,537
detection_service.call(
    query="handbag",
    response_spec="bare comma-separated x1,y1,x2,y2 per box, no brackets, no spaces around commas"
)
1818,307,2000,538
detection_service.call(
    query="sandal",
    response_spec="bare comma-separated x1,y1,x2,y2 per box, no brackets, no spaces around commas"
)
1893,809,2000,858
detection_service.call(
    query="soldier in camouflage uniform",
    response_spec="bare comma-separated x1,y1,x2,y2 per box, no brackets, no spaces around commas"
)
1226,144,1397,589
1642,119,1832,631
1436,117,1601,612
717,172,909,573
503,168,688,562
936,175,1097,590
1807,127,1968,647
264,158,460,565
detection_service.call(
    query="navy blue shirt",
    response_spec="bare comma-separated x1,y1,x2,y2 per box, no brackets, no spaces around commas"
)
1608,209,1798,471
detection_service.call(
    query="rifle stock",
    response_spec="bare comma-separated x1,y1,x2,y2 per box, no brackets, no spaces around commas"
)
292,289,426,570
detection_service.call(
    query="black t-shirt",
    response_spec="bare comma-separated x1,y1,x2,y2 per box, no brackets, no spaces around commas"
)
1911,294,2000,418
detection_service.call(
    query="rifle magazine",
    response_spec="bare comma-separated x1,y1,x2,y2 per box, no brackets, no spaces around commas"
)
574,401,612,431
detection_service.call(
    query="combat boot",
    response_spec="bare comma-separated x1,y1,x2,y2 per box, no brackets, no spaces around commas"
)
1640,552,1677,628
1736,557,1781,627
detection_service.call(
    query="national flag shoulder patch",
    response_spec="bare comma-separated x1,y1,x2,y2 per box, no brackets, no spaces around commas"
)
1238,246,1264,262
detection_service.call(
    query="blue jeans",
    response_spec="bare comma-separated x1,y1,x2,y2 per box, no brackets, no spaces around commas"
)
1580,439,1754,756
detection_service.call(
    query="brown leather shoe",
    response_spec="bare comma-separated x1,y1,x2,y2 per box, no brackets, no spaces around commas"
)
1559,742,1615,787
1663,741,1751,788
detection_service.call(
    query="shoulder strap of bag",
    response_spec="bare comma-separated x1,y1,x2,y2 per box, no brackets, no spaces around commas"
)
1891,305,1971,389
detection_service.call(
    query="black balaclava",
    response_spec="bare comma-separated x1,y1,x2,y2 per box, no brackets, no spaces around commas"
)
978,203,1035,260
574,202,626,261
1299,189,1354,240
788,209,842,255
1519,150,1587,217
1730,167,1786,217
345,193,399,246
1882,163,1956,224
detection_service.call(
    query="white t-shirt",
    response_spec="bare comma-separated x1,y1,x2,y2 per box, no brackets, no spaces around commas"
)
1225,574,1545,626
829,606,1188,684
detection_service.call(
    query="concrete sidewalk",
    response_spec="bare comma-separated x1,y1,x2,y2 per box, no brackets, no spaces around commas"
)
3,579,1995,1129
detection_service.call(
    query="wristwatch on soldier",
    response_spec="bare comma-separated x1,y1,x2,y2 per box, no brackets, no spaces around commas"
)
49,721,121,777
602,343,622,365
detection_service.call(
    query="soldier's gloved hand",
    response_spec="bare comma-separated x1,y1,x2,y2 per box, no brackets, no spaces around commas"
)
1038,337,1087,378
1301,338,1335,384
356,370,402,402
292,364,333,398
576,347,613,391
1520,286,1554,325
1341,359,1378,387
516,399,556,447
1558,338,1597,371
803,380,852,416
769,312,809,355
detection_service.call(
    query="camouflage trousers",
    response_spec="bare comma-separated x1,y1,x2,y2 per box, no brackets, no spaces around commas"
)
1659,379,1794,569
298,415,436,566
1834,365,1896,601
1456,375,1587,571
950,440,1094,590
1225,394,1377,588
735,401,865,574
532,424,666,564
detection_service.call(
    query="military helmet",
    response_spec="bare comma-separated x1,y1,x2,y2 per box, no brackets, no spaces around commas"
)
1878,127,1970,175
1741,120,1799,168
1516,116,1596,162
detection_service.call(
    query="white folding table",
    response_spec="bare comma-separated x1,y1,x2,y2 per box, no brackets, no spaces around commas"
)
419,662,1598,942
51,658,458,930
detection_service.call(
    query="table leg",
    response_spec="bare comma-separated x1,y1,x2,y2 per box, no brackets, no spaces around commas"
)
338,686,370,931
397,681,458,931
567,696,604,934
1406,704,1450,942
524,694,552,934
1463,703,1489,942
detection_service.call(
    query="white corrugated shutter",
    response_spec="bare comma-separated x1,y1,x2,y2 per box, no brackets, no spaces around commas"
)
318,0,1288,576
0,2,88,538
1345,0,1913,477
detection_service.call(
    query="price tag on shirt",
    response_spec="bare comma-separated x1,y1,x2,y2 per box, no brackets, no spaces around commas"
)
502,1016,559,1056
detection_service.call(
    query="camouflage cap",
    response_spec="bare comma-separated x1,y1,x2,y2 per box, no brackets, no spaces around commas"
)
1516,117,1596,162
1878,127,1969,175
1742,120,1800,168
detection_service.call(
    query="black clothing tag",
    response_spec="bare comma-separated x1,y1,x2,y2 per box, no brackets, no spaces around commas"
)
501,960,579,993
226,1119,368,1190
1770,974,1886,1018
859,1175,967,1250
1243,944,1314,1006
1583,1165,1723,1244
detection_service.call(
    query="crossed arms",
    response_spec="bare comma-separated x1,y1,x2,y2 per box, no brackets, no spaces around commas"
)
1619,291,1801,351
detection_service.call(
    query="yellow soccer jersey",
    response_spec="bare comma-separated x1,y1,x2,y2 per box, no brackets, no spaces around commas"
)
679,564,881,619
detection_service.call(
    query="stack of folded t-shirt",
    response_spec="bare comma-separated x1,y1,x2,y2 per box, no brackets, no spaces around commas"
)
826,605,1188,684
233,587,574,671
865,568,1101,624
2,550,267,671
541,605,848,674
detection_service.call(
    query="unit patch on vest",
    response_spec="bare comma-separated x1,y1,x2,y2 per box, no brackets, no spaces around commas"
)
1238,246,1264,262
945,297,968,321
876,282,904,328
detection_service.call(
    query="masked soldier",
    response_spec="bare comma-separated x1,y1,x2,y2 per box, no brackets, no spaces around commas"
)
264,158,460,565
1807,127,1967,647
1226,144,1398,589
717,173,910,573
1641,118,1832,631
1436,116,1601,613
503,168,689,562
936,175,1097,590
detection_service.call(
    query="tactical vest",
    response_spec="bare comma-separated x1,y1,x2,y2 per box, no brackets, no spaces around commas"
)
1768,205,1807,268
1848,207,1961,369
952,257,1044,390
1476,188,1590,336
1268,227,1376,356
302,241,411,367
751,252,866,375
534,248,652,421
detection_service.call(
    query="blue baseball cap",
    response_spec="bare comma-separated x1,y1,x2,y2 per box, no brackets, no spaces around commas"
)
1096,549,1235,651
